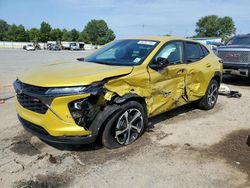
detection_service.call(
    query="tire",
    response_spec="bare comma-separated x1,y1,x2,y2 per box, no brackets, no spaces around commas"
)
102,101,147,149
198,79,219,110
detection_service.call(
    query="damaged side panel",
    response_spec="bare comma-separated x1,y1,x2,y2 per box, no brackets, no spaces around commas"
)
103,63,189,118
103,65,151,101
186,58,215,101
147,64,188,117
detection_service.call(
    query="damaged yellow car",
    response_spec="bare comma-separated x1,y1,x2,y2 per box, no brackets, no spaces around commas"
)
14,36,223,148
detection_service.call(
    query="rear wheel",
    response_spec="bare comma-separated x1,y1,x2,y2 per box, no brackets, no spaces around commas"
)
102,101,146,149
198,79,219,110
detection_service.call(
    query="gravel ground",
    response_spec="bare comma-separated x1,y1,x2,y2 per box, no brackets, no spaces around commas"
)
0,49,250,188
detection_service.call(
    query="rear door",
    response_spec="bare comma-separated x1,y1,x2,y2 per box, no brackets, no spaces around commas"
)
184,42,212,101
147,41,188,116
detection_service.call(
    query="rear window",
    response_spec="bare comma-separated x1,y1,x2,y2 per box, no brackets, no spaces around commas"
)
201,45,209,56
185,43,204,62
227,36,250,45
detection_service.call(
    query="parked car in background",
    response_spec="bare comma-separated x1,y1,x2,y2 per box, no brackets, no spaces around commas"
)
14,36,222,149
70,43,80,50
23,44,35,51
217,34,250,77
48,44,61,51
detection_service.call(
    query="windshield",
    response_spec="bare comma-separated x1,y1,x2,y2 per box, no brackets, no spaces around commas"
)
84,39,159,66
227,36,250,45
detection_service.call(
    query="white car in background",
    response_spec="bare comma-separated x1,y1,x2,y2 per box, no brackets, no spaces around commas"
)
25,44,35,51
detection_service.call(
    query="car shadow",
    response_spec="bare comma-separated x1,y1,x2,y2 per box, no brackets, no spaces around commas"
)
222,75,250,86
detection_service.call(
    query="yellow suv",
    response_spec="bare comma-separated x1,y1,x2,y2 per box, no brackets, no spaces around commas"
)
14,36,223,148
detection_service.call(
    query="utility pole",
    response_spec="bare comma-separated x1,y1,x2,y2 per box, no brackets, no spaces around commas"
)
142,24,145,35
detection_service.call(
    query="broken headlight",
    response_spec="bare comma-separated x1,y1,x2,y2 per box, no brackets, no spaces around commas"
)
68,96,102,129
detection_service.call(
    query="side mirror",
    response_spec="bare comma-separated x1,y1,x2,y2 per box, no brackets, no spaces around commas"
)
149,57,170,70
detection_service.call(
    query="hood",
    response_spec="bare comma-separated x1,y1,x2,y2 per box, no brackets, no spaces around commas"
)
18,61,133,87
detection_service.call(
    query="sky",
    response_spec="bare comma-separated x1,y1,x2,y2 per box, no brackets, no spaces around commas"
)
0,0,249,38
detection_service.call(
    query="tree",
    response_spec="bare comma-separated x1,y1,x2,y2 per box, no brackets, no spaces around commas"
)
0,19,9,41
80,19,115,45
50,28,62,41
61,29,71,41
40,22,52,42
195,15,236,41
28,28,40,42
5,24,29,41
70,29,79,41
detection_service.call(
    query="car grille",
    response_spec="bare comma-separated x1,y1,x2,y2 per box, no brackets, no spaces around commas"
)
17,93,48,114
217,51,250,63
14,80,48,94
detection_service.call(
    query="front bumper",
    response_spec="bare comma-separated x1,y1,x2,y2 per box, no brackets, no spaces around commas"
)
18,115,97,144
15,93,92,137
223,62,250,77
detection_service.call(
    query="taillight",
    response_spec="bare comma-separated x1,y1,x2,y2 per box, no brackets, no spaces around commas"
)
219,60,223,64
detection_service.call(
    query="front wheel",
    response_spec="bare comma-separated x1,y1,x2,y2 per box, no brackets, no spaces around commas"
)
198,79,219,110
102,101,146,149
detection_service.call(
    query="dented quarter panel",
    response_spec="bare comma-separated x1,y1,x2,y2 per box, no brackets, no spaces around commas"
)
186,51,220,101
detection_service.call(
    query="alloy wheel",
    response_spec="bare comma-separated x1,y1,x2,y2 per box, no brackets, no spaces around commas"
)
207,83,218,107
114,108,143,145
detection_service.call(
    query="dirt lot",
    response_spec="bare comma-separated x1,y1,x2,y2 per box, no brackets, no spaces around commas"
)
0,49,250,188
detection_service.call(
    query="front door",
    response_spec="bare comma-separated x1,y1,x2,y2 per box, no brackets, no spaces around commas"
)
147,41,188,116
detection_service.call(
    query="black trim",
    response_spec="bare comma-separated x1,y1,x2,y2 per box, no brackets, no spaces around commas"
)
18,115,97,144
214,71,222,84
184,41,208,64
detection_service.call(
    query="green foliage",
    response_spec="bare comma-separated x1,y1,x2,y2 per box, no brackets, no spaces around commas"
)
28,28,40,42
195,15,236,41
61,29,71,41
81,19,115,45
39,22,52,42
70,29,80,41
0,19,9,40
5,24,29,42
50,28,62,41
0,19,115,44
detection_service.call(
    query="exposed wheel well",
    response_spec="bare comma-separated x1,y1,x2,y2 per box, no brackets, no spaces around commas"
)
96,95,148,142
112,95,148,115
212,73,221,86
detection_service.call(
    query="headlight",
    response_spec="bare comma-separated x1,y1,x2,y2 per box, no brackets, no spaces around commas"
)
45,86,86,96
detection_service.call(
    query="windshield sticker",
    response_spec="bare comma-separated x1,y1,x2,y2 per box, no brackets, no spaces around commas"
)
133,57,141,63
137,41,156,46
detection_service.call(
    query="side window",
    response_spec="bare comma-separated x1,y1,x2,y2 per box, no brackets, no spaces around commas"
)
154,41,183,65
185,42,205,62
201,45,209,56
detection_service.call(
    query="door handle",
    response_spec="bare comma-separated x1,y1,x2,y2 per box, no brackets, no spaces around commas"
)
206,63,211,68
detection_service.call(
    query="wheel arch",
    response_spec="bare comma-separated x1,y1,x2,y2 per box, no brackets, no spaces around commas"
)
212,71,222,86
89,93,148,142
